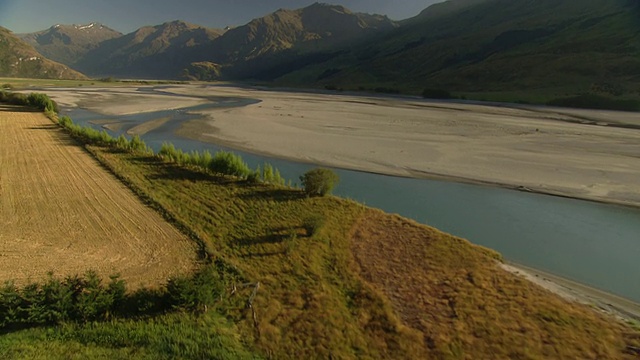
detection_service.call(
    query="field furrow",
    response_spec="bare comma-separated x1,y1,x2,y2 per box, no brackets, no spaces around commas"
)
0,107,196,287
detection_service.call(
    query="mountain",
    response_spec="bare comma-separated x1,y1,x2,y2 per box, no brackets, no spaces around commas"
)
195,2,398,79
19,23,122,65
0,27,86,79
71,3,397,80
273,0,640,103
73,21,223,78
206,3,397,62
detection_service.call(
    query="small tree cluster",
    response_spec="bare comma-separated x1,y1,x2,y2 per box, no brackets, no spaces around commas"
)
252,163,285,185
0,265,229,330
210,151,251,178
300,168,339,196
58,116,153,154
166,265,224,313
0,91,27,106
26,93,59,113
158,143,214,169
0,271,126,328
0,91,58,113
158,143,286,182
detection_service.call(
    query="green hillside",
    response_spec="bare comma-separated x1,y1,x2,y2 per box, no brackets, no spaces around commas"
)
274,0,640,106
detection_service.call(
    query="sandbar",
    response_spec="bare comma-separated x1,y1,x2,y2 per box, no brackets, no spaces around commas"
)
171,85,640,208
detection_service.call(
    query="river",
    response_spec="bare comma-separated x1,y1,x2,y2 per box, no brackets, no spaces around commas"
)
60,89,640,303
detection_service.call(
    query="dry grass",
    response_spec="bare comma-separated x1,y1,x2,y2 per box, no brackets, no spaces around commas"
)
0,106,196,288
87,144,640,359
351,209,640,359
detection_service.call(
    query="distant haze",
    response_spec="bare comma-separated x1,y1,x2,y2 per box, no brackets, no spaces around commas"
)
0,0,445,33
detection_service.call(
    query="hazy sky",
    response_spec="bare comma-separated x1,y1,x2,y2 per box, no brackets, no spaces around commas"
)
0,0,445,34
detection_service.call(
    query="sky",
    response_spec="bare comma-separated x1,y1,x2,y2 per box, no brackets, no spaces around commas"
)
0,0,445,34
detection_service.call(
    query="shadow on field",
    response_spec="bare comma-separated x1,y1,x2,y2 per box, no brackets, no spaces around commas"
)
28,124,58,130
238,186,304,202
145,162,238,186
236,227,296,247
27,125,82,148
239,250,284,258
0,104,39,113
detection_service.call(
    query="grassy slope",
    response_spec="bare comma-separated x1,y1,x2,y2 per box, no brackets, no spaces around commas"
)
1,134,638,358
274,0,640,104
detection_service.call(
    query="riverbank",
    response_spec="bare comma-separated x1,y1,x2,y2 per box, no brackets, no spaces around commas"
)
167,85,640,208
503,263,640,324
42,84,640,209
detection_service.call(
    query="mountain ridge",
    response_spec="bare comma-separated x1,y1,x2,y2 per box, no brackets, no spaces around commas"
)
71,20,223,78
0,26,86,80
7,0,640,107
18,23,122,66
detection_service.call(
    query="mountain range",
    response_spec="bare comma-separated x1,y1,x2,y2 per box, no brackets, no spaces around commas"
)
18,23,122,66
3,0,639,105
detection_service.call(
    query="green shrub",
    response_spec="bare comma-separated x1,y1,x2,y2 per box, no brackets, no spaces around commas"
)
210,151,250,178
246,170,261,184
166,266,224,313
0,271,127,328
26,93,59,112
116,134,129,150
129,135,150,154
159,142,179,162
58,115,73,128
300,168,339,196
4,92,27,106
303,215,325,236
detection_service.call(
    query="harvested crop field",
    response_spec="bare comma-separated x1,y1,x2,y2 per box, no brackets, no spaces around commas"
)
0,105,196,288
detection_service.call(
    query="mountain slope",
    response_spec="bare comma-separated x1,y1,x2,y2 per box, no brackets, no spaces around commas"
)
73,21,223,78
206,3,397,63
71,3,397,80
19,23,122,65
201,2,397,79
275,0,640,102
0,27,86,79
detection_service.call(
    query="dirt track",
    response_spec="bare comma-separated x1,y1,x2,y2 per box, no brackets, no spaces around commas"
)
0,106,196,288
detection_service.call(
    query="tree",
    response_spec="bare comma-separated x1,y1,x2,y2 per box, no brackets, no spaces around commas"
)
300,168,339,196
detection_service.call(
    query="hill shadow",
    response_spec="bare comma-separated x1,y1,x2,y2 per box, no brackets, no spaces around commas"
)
236,226,297,247
0,104,39,113
238,186,304,202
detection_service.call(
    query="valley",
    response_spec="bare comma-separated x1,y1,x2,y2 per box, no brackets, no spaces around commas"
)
2,0,640,357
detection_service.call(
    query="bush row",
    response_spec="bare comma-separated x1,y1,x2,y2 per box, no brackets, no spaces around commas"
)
158,142,285,185
58,116,152,154
0,91,59,113
0,266,226,330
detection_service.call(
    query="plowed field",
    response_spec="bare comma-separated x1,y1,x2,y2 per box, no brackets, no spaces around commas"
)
0,106,196,288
